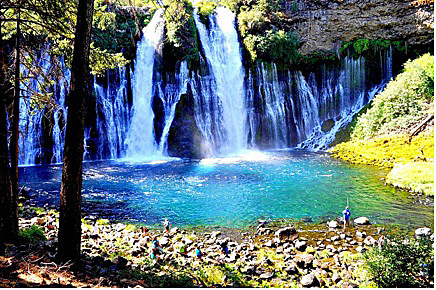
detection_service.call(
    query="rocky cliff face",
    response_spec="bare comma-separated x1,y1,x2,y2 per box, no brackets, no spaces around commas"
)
282,0,434,54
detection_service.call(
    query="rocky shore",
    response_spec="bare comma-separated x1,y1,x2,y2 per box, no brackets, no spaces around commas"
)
0,206,433,287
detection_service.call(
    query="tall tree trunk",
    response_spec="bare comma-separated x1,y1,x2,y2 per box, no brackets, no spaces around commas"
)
58,0,94,262
0,17,13,254
5,5,20,243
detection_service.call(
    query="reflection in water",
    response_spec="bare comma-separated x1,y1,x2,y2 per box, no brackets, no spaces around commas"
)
19,149,433,228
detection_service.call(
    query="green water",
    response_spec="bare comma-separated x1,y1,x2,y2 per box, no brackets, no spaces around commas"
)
19,149,434,229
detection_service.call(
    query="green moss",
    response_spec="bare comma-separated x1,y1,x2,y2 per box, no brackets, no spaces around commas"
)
386,162,434,196
329,131,434,168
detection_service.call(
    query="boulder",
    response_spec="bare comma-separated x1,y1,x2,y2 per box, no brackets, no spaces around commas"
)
285,262,298,274
363,236,376,246
112,256,128,270
295,254,314,268
300,273,319,287
160,237,170,246
184,237,194,245
354,217,370,225
259,272,274,280
170,227,179,235
327,221,339,228
356,246,366,253
274,226,298,241
356,231,366,238
415,227,432,238
295,241,307,251
211,231,221,238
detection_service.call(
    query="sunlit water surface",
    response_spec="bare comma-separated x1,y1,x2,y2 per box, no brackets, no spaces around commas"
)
19,150,433,229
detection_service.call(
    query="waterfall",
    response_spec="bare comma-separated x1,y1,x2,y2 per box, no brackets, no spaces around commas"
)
124,9,165,160
92,68,130,160
18,51,69,165
193,6,247,155
157,61,189,155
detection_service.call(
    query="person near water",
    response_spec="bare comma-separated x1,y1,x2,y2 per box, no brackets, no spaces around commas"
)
91,222,99,240
179,241,187,256
220,239,229,255
195,245,202,260
342,206,351,228
152,236,164,254
163,218,171,233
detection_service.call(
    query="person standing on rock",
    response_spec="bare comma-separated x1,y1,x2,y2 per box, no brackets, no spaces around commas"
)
91,221,99,241
342,206,351,228
163,218,171,234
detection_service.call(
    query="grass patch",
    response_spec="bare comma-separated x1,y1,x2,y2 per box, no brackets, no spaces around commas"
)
386,162,434,195
329,131,434,168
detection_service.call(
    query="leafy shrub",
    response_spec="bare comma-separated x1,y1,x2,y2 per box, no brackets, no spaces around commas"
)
243,30,300,66
20,225,47,244
352,54,434,140
164,0,200,69
363,235,434,287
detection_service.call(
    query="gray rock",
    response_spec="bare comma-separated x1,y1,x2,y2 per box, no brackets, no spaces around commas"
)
327,221,339,228
356,246,366,253
415,227,432,238
356,231,366,238
300,273,319,287
295,240,307,251
285,262,298,274
354,217,370,225
274,226,298,241
112,256,128,269
364,236,376,246
211,231,221,238
265,240,274,248
259,272,274,280
160,237,170,246
295,254,314,268
331,236,340,241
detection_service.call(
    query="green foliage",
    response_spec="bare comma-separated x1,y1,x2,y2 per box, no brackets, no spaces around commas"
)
363,235,434,287
92,1,151,62
352,54,434,139
219,0,240,12
163,0,199,69
196,1,217,24
20,225,47,244
340,38,406,59
243,30,300,67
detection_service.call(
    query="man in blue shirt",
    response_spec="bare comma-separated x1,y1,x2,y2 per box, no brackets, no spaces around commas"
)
343,206,351,228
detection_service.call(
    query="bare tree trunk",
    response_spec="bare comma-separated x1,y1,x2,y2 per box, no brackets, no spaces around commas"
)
58,0,94,262
0,19,13,253
5,4,20,243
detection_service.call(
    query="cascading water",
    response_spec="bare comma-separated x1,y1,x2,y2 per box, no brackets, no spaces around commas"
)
18,52,69,165
16,7,396,165
157,61,189,155
124,9,165,160
246,47,393,151
192,6,247,155
92,67,130,160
